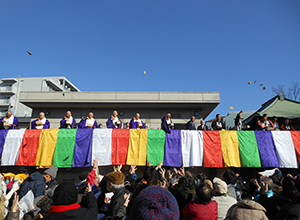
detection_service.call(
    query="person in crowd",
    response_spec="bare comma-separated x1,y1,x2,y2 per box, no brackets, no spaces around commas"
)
125,122,130,129
106,171,132,216
186,116,196,130
254,177,274,202
18,166,57,199
223,170,242,201
197,119,209,130
212,177,237,220
107,110,122,129
31,112,50,129
0,110,18,130
271,116,280,130
99,124,103,128
256,114,274,130
212,114,225,130
182,183,218,220
170,174,196,219
161,113,174,133
77,112,98,128
129,113,145,129
48,182,98,220
260,175,299,219
281,118,295,131
234,111,243,130
60,110,76,129
225,199,268,220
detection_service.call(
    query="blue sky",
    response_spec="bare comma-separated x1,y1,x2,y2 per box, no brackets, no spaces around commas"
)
1,1,299,120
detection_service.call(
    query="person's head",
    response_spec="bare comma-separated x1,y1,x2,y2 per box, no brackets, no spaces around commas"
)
263,114,268,120
88,112,94,119
6,111,12,118
105,171,125,193
191,116,195,122
200,119,205,125
271,117,277,122
79,171,89,181
262,177,273,190
196,183,213,204
282,176,299,198
143,167,160,182
130,186,179,220
213,177,228,195
238,113,242,119
99,124,103,128
284,118,290,125
216,114,221,121
52,182,78,205
39,112,45,119
43,166,58,183
178,175,195,190
113,110,118,117
223,169,237,185
66,111,71,118
135,113,140,120
126,122,130,128
166,113,171,119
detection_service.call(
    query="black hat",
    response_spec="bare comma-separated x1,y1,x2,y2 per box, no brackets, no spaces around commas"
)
53,182,78,205
79,171,89,181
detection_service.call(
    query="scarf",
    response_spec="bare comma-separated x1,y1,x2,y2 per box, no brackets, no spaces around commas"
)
36,117,46,129
65,116,73,128
48,203,81,219
166,118,171,124
85,117,95,127
3,115,14,129
133,117,141,123
112,116,119,128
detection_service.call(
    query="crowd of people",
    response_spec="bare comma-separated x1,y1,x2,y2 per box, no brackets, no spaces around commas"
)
0,110,296,131
1,162,300,219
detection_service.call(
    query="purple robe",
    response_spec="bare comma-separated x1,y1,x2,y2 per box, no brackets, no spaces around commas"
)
161,116,173,133
129,118,145,129
31,119,50,129
60,117,77,129
77,119,98,129
0,117,18,129
106,117,122,129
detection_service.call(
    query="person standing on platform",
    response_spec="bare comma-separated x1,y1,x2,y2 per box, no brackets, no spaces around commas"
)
60,111,76,129
212,114,225,130
106,110,122,129
198,119,209,130
0,110,18,130
129,113,145,129
78,112,97,129
281,118,295,131
31,112,50,129
186,116,196,130
161,113,174,133
235,111,243,130
125,122,130,129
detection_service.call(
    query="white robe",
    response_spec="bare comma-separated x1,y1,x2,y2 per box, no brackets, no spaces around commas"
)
36,117,46,129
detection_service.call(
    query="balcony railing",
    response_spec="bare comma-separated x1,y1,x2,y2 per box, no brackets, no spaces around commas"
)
0,86,12,92
0,100,9,104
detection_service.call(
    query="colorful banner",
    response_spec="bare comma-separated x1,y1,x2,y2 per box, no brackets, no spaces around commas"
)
1,129,300,169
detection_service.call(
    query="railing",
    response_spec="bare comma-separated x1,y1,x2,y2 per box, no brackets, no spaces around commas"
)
0,86,12,92
0,100,9,104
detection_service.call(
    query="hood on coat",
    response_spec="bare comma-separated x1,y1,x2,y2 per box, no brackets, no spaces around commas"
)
236,199,266,212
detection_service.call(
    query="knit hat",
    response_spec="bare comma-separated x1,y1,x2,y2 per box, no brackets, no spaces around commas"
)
44,166,58,179
213,177,227,194
79,171,89,181
52,182,78,205
105,172,125,185
130,186,179,220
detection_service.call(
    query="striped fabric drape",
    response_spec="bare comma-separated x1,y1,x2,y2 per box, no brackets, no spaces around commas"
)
0,129,298,169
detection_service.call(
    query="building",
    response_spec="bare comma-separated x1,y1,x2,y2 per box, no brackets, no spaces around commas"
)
20,91,220,129
0,77,80,127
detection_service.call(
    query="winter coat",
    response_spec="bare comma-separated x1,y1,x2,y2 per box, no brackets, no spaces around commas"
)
212,195,237,220
274,196,300,220
182,200,218,220
225,199,268,220
48,192,98,220
18,172,46,199
109,187,132,216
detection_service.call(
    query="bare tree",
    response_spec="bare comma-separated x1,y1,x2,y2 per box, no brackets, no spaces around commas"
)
272,81,300,101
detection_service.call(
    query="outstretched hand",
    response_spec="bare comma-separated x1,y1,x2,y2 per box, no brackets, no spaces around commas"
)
113,165,122,172
124,193,131,207
129,164,137,174
11,192,19,212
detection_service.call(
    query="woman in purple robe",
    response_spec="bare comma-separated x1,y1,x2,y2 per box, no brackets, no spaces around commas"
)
129,113,145,129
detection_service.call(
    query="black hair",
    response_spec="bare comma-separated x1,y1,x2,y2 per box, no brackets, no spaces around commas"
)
270,173,283,187
282,176,299,198
216,114,221,118
262,177,273,190
196,183,212,204
223,170,237,185
178,175,196,190
262,114,268,117
143,167,159,182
